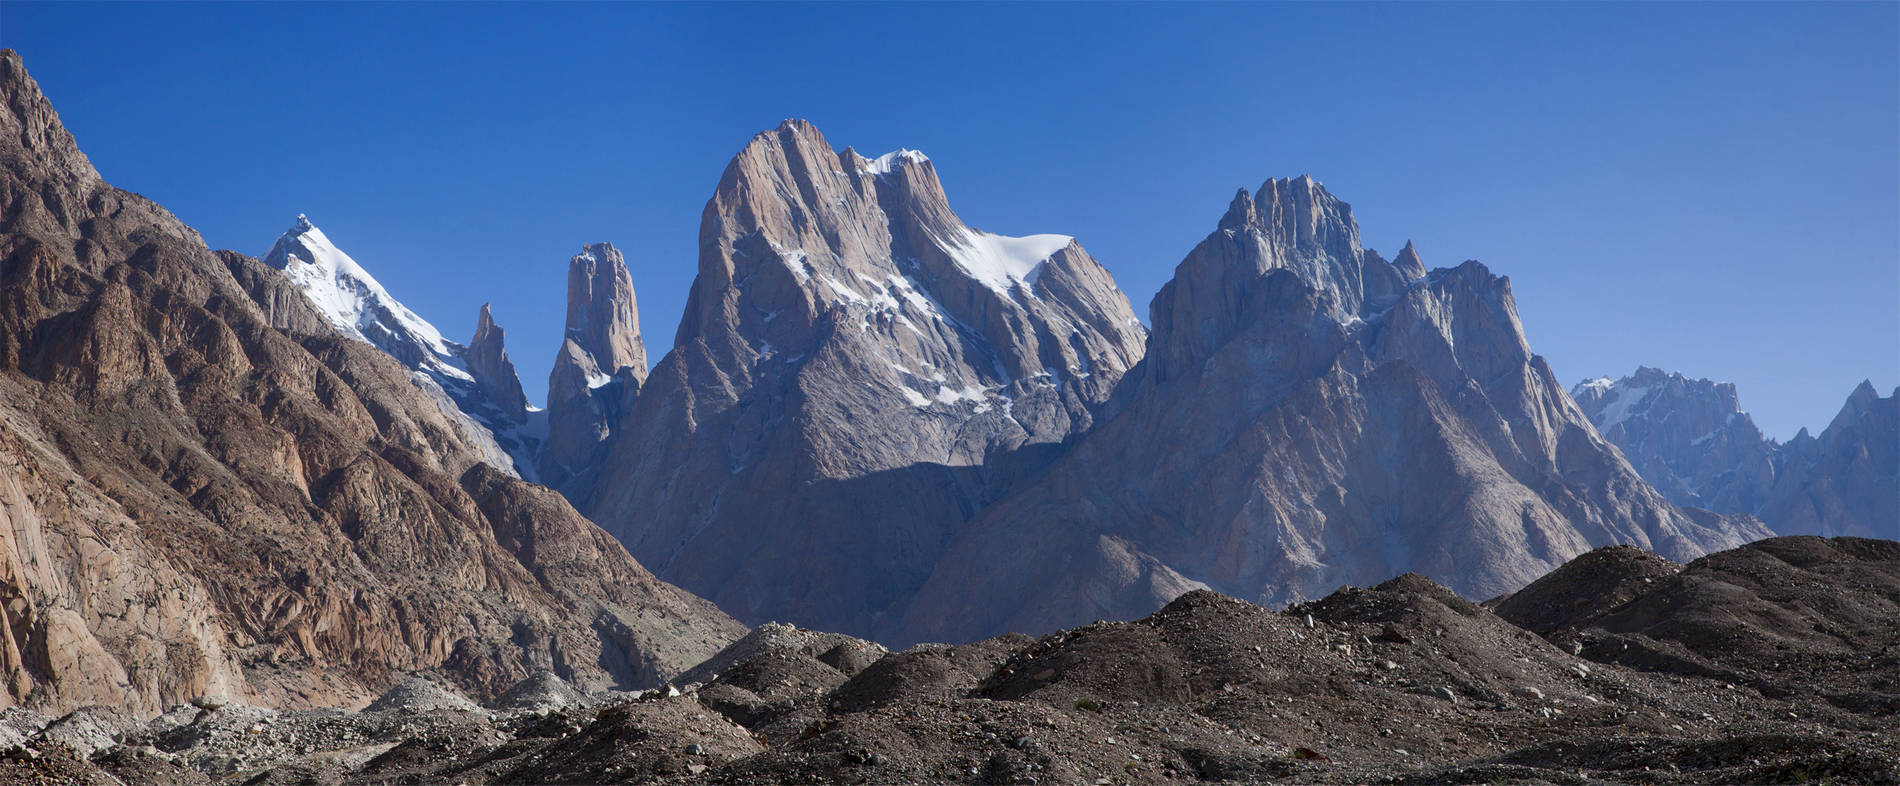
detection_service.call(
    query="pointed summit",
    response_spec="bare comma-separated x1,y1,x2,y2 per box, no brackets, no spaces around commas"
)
467,303,529,423
541,242,646,498
257,214,542,479
1218,187,1257,231
1146,173,1398,379
562,241,646,382
895,176,1770,645
1251,174,1362,262
578,119,1147,636
1828,379,1885,433
260,213,460,370
1571,367,1774,514
1393,240,1427,280
1760,382,1896,538
0,48,101,192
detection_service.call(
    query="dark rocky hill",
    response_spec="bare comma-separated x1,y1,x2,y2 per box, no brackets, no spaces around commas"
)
7,537,1891,785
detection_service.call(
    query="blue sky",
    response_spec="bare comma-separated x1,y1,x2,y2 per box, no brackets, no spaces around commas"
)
5,1,1894,439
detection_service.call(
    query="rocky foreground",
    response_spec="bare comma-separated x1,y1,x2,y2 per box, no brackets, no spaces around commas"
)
2,535,1892,785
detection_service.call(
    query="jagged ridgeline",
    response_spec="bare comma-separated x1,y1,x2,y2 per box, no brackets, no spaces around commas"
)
893,177,1775,644
235,118,1785,646
510,124,1771,645
1575,369,1896,539
0,49,744,717
576,120,1151,638
4,40,1877,725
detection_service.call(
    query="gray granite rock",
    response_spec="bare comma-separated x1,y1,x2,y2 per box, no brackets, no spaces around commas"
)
580,120,1148,638
895,176,1773,645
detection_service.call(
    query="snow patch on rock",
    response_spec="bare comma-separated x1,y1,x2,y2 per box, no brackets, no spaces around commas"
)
933,226,1072,297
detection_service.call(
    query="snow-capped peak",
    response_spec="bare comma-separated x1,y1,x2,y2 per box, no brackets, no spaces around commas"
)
862,148,930,176
260,214,545,481
262,214,464,375
1577,376,1616,396
1571,374,1655,431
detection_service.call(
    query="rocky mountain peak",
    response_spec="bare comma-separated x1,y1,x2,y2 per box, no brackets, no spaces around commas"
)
1217,187,1258,231
467,302,529,423
1572,367,1746,440
1572,367,1774,514
1765,382,1897,537
1251,174,1363,262
1838,379,1884,422
578,119,1148,635
562,241,646,382
1575,369,1895,539
0,48,102,196
1393,239,1427,280
539,241,646,497
895,176,1770,645
1145,174,1415,384
260,214,457,369
255,214,542,478
670,117,1142,419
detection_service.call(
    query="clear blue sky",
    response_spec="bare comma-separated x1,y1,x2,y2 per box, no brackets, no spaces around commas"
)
5,1,1894,439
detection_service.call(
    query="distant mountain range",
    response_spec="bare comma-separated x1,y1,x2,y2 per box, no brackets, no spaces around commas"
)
1574,367,1895,539
238,121,1891,649
1,44,1892,727
237,129,1879,648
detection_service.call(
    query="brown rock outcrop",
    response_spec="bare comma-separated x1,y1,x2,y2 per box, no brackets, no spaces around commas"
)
0,49,742,717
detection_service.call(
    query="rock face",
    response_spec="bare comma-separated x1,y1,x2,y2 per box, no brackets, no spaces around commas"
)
895,176,1772,645
563,242,648,378
540,242,645,498
1572,368,1778,513
0,49,743,717
1759,382,1898,538
467,303,530,421
259,216,544,480
1576,371,1897,539
581,120,1148,637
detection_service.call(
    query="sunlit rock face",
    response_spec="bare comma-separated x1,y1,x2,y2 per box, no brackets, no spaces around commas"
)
541,241,647,498
0,49,742,716
260,213,543,480
581,119,1148,637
